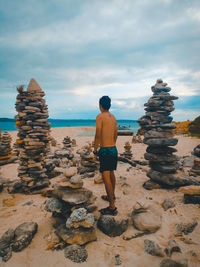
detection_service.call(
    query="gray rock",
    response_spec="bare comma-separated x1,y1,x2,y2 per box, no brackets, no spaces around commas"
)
64,244,88,263
144,239,165,257
97,215,128,237
0,229,15,262
67,208,87,222
176,220,198,235
147,169,200,187
45,197,64,213
160,258,188,267
162,199,175,211
12,222,38,252
182,156,195,167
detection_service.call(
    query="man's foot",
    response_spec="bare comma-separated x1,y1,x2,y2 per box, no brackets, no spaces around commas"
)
101,195,116,201
99,206,118,216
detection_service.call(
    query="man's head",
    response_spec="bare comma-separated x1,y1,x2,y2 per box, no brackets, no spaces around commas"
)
99,96,111,111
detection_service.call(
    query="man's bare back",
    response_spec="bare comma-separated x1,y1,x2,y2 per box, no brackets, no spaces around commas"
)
94,111,117,150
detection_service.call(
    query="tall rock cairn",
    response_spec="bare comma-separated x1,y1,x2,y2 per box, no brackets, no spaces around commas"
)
15,79,50,192
138,79,179,187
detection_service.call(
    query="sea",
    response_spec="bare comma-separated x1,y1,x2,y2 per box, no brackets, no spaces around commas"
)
0,119,140,136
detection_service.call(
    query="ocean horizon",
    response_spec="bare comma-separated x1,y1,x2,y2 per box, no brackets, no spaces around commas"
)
0,119,140,133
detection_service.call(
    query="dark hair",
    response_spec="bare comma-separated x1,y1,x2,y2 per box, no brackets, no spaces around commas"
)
99,96,111,110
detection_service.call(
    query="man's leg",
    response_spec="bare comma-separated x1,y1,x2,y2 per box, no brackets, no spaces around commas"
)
110,171,116,196
102,170,115,209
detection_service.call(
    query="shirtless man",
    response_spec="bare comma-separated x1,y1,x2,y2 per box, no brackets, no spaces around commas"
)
93,96,118,216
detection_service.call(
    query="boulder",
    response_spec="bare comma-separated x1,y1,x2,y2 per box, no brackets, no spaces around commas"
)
97,215,128,237
131,203,162,233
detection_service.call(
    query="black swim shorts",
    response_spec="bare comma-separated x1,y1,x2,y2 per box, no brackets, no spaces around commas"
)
98,146,118,173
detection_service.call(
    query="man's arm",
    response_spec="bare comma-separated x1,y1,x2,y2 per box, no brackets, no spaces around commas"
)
94,114,102,153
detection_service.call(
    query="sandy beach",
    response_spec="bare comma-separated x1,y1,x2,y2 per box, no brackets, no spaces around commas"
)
0,127,200,267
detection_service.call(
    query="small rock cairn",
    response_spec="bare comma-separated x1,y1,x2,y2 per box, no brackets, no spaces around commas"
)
63,136,72,149
77,144,98,177
15,78,51,192
121,142,132,159
190,145,200,177
45,167,97,246
0,131,16,165
138,79,180,187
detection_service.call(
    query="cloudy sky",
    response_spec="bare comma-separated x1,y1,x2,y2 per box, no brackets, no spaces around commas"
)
0,0,200,120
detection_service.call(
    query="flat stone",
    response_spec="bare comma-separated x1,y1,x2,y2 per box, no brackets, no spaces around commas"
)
55,224,96,245
0,229,15,262
144,138,178,146
147,170,200,187
145,153,177,163
178,185,200,195
97,215,128,237
64,244,88,263
144,239,165,257
53,186,93,205
150,162,178,173
147,146,177,154
184,194,200,204
144,130,173,139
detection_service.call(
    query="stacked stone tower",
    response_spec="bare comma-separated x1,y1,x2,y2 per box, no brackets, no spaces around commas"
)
138,79,180,187
15,79,51,192
0,131,14,165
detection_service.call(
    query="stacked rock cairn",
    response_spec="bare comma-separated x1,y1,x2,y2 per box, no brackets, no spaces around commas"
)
63,136,72,149
0,131,16,165
138,79,180,187
45,167,97,246
190,145,200,177
121,142,133,159
78,144,99,178
15,78,51,192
